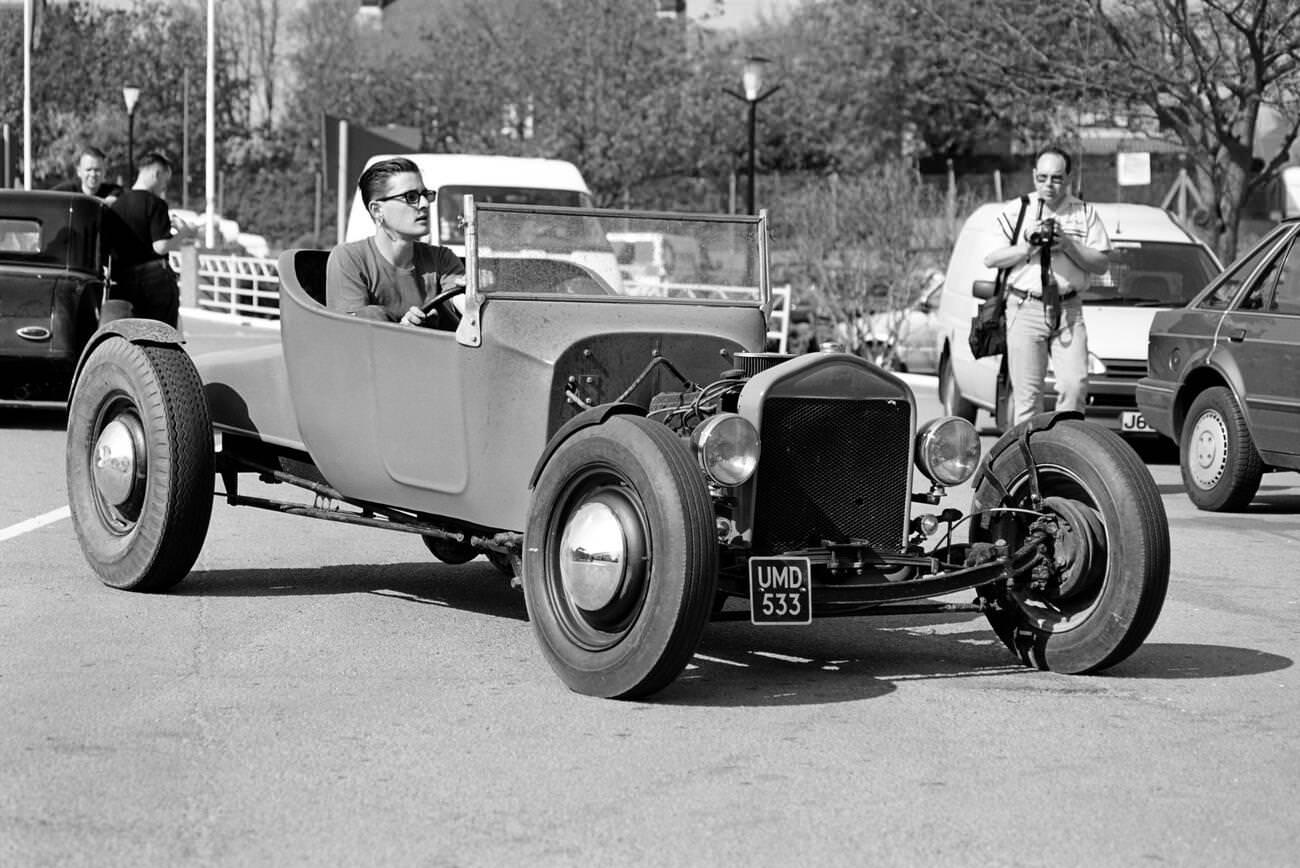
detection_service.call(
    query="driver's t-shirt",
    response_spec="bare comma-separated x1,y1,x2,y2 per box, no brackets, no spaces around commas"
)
325,237,464,324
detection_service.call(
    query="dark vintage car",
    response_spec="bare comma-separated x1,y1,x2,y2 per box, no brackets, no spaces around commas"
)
1138,219,1300,511
65,201,1170,699
0,190,119,405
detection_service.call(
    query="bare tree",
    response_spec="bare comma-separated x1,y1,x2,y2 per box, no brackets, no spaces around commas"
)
916,0,1300,261
1090,0,1300,260
232,0,285,132
770,162,968,356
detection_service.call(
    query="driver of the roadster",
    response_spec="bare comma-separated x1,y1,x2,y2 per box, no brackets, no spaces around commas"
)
326,157,465,328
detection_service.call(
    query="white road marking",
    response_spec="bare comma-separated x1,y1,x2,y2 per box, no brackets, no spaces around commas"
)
750,650,814,664
692,653,749,668
370,588,449,606
0,506,71,542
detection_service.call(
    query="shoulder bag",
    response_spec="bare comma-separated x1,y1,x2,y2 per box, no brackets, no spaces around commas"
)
968,194,1029,359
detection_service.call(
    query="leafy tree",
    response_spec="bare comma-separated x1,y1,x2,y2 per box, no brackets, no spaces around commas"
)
231,0,289,132
1,0,250,197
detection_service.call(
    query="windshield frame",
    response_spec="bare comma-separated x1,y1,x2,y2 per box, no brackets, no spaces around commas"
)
456,199,771,348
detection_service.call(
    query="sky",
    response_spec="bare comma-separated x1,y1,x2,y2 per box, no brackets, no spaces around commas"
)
695,0,806,30
25,0,808,31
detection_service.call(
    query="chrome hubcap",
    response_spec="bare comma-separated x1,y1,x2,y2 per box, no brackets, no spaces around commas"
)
92,418,141,507
1188,410,1227,489
559,500,628,611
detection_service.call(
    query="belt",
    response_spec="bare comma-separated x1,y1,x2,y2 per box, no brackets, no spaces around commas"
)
1007,287,1077,301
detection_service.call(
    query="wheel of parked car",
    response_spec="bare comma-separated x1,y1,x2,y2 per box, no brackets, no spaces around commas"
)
65,336,214,592
973,419,1168,673
1179,386,1264,512
422,535,477,564
523,414,717,699
939,355,976,423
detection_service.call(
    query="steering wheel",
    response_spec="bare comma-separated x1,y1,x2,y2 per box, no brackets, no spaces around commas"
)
420,284,466,328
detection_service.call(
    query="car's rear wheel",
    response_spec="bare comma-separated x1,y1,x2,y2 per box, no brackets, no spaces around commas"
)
422,535,477,564
974,419,1168,673
524,415,716,699
1179,386,1263,512
66,337,214,592
940,353,976,422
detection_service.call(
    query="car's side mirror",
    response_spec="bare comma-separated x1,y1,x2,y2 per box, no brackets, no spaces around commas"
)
972,280,998,300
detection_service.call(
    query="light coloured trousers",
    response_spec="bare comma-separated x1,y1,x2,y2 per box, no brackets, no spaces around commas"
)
1005,293,1088,426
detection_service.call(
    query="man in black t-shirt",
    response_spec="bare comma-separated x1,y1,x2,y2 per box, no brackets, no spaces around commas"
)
110,152,184,327
52,146,123,203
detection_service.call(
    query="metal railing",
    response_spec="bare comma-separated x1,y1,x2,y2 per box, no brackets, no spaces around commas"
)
173,250,794,350
172,249,281,320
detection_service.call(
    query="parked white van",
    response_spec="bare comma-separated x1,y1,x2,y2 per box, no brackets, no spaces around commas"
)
344,153,621,289
933,202,1221,434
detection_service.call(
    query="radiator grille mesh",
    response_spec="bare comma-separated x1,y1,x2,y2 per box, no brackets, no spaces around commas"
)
751,397,911,554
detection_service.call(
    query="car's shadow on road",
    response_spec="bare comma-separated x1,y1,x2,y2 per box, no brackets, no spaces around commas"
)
1106,643,1292,678
661,613,1035,707
0,406,67,430
1156,480,1300,512
178,560,530,621
177,566,1292,705
659,616,1294,707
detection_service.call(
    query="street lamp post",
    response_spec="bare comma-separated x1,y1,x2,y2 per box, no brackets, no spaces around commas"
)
723,57,781,215
122,85,141,180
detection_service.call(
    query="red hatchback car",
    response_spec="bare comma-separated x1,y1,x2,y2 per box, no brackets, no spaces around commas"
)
1138,218,1300,510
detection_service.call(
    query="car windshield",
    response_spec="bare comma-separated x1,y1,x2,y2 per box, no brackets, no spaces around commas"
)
1082,241,1220,306
471,205,765,304
437,186,591,246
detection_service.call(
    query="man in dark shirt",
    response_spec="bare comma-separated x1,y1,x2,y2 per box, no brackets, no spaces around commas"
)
110,152,184,327
52,146,123,203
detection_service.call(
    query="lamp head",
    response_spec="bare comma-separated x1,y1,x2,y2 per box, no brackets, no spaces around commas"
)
122,86,141,114
741,56,770,101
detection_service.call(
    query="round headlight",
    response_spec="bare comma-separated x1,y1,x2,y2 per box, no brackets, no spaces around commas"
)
914,416,981,486
691,413,760,487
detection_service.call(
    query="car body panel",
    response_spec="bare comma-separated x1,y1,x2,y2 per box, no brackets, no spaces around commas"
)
936,201,1221,432
0,191,109,404
198,342,307,453
1138,218,1300,470
859,274,943,373
208,208,769,532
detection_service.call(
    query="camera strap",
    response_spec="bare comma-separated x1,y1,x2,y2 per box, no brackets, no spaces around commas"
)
1037,200,1062,330
995,194,1030,296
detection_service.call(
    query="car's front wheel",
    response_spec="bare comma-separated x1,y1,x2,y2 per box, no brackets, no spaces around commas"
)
66,337,214,591
1180,386,1263,512
974,419,1168,673
524,415,716,699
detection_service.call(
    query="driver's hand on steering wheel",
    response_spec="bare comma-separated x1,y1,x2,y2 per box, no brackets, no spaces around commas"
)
399,305,433,328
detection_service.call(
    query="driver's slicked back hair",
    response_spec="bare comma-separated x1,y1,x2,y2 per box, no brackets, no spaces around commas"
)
358,157,421,208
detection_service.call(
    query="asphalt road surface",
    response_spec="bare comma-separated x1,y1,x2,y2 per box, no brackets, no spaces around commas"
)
3,317,1298,867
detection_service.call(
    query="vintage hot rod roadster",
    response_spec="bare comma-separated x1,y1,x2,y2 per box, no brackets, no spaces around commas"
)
65,202,1169,699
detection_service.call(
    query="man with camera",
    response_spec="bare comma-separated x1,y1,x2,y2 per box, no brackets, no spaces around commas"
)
983,146,1111,426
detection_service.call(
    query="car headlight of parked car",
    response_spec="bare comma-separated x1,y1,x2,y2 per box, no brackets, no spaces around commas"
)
691,413,760,486
914,416,981,486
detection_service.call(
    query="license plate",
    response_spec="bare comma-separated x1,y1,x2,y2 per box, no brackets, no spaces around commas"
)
1120,410,1152,432
748,556,813,625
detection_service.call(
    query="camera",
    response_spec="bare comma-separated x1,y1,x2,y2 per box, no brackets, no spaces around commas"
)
1028,218,1059,247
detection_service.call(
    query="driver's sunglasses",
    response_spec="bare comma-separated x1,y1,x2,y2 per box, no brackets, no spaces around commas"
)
376,187,437,207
